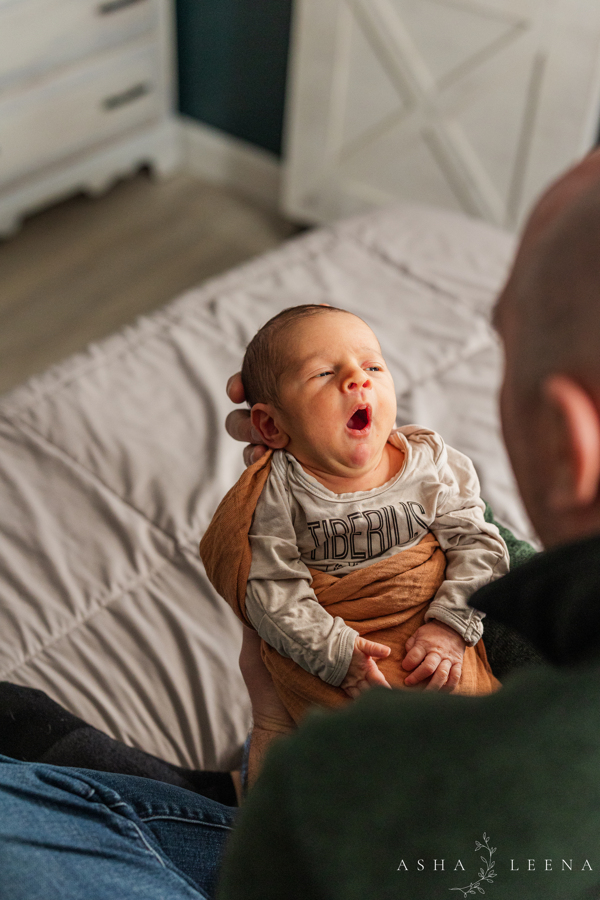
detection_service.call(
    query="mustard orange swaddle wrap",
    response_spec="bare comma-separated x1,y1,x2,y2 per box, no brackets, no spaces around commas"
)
200,452,500,724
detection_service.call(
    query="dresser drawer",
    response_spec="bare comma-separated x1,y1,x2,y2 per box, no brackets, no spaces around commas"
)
0,0,157,90
0,41,163,186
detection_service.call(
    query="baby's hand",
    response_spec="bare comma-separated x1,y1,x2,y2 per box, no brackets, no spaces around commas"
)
340,636,392,699
402,621,466,692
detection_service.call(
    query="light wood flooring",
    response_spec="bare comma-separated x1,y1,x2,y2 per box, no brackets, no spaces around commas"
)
0,170,299,396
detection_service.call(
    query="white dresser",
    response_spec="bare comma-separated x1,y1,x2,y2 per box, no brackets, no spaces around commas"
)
0,0,180,235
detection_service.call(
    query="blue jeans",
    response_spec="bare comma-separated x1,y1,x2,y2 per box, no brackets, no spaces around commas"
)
0,755,237,900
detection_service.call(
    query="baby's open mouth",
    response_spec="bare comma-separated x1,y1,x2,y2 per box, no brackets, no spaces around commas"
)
346,405,371,431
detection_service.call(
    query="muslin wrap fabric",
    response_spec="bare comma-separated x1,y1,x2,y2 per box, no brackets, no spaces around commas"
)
200,451,500,724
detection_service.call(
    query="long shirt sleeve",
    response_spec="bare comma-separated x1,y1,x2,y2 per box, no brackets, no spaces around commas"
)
421,436,510,644
246,467,358,687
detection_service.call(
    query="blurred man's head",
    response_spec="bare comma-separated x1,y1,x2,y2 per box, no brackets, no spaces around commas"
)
495,149,600,548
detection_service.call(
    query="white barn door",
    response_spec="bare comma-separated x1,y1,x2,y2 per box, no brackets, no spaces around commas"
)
282,0,600,229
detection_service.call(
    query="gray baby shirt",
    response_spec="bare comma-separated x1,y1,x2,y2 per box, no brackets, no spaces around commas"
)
246,425,509,687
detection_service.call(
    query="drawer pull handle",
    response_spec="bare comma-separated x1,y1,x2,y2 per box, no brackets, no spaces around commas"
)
98,0,148,15
103,82,152,110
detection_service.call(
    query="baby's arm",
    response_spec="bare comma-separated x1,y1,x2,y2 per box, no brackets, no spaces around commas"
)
246,561,356,686
248,467,387,690
400,434,509,689
425,443,509,640
248,550,391,693
340,637,391,698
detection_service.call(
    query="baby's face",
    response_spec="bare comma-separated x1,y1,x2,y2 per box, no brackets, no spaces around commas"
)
274,312,397,477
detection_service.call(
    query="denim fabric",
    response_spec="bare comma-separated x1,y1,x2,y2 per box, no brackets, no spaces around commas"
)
0,756,236,900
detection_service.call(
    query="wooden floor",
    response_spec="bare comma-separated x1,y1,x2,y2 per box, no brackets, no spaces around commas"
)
0,170,298,396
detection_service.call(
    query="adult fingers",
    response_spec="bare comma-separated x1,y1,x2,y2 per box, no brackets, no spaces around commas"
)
239,627,293,726
243,444,269,467
226,372,245,403
226,409,264,445
226,409,252,442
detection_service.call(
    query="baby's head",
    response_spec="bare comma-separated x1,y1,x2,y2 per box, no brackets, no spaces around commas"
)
241,305,397,478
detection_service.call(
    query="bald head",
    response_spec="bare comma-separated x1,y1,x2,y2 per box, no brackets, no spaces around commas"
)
517,147,600,258
494,150,600,547
498,149,600,396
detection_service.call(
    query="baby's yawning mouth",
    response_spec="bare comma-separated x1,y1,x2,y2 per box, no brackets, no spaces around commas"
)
347,406,371,431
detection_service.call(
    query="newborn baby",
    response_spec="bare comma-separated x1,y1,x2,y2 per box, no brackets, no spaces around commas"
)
202,304,508,714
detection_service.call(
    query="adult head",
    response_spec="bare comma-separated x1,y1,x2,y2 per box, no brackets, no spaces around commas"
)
495,148,600,549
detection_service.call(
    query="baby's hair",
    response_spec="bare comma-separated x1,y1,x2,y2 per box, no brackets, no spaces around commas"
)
241,304,352,408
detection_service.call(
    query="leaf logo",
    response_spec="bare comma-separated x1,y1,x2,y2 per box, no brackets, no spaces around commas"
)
450,833,497,896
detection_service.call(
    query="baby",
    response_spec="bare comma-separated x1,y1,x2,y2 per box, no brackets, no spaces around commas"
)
203,304,509,705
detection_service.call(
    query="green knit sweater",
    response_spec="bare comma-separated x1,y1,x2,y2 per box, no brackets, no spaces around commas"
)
218,534,600,900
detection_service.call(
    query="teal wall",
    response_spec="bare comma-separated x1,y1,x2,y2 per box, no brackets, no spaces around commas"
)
176,0,293,157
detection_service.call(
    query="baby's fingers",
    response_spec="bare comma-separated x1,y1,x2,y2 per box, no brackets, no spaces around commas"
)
441,662,462,693
424,658,452,692
402,642,426,672
404,652,442,686
365,664,392,690
357,637,391,659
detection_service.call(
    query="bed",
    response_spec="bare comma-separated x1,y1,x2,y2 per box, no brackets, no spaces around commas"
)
0,203,535,773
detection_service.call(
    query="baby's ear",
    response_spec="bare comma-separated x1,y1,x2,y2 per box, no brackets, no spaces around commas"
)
250,404,290,450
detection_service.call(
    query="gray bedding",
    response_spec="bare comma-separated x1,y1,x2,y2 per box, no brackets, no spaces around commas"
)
0,203,533,771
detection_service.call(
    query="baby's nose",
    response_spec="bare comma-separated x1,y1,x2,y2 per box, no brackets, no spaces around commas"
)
344,370,371,391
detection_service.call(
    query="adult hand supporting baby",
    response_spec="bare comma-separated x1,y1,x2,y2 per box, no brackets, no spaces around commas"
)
238,625,295,789
226,373,268,466
402,620,466,691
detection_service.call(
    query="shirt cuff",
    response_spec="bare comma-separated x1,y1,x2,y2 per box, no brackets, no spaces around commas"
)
424,606,484,646
327,623,359,687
